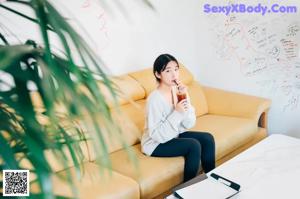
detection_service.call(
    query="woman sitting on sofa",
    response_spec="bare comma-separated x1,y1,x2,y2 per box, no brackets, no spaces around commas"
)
141,53,216,182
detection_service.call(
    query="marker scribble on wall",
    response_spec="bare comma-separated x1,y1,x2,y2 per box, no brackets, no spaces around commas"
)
80,0,110,53
207,10,300,112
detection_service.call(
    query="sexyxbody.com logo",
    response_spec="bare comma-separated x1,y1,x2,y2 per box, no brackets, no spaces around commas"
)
203,3,297,16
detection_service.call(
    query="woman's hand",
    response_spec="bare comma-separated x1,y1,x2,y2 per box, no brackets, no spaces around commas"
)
175,99,189,113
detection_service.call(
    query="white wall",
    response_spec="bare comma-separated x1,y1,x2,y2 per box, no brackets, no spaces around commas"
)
1,0,300,137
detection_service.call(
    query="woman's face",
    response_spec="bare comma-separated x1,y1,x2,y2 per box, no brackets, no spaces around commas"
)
156,61,179,87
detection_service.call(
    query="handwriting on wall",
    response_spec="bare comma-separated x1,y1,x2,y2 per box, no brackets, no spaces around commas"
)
207,12,300,112
80,0,110,52
56,0,110,53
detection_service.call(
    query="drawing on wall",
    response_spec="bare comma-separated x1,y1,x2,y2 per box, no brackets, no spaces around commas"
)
206,10,300,112
0,0,110,54
80,0,110,52
56,0,110,54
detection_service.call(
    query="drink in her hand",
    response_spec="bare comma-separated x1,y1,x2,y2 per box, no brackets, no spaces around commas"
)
177,92,186,102
173,80,187,102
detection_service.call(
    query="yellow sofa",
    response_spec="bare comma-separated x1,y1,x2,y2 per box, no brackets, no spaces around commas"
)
31,65,271,199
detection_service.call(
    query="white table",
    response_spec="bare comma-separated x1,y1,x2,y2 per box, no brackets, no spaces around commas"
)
167,134,300,199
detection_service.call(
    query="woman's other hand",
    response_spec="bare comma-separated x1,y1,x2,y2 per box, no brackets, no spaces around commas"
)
175,99,188,113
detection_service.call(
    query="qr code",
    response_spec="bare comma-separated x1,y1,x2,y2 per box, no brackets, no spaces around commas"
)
3,170,29,196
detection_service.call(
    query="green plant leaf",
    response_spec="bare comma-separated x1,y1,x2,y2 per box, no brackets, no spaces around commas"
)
0,0,154,198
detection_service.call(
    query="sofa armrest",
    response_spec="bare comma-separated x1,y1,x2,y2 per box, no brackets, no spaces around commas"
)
202,86,271,127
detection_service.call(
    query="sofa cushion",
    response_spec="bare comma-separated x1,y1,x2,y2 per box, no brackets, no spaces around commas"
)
61,100,145,162
191,114,258,160
129,64,194,97
108,144,184,199
81,107,141,157
44,141,91,172
188,82,208,116
118,99,146,134
31,162,140,199
97,75,146,107
19,140,93,173
202,86,271,122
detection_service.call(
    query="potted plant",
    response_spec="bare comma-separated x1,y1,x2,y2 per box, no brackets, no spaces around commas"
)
0,0,152,198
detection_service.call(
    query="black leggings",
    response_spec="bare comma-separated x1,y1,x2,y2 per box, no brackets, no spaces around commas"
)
151,131,215,182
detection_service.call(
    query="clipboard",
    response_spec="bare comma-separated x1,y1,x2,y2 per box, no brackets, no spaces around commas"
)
210,173,240,192
172,173,241,199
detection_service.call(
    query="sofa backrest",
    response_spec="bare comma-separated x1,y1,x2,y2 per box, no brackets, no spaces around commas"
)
83,75,146,157
129,64,194,97
187,81,208,116
128,64,208,116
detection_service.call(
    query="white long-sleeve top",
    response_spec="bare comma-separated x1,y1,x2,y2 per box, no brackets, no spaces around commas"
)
141,87,196,155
